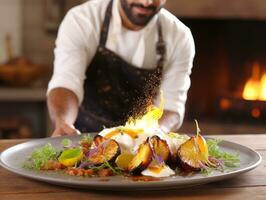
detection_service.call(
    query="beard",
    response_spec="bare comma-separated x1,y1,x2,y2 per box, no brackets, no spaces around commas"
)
120,0,163,26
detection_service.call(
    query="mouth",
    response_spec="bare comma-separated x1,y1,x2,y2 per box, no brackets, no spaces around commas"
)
132,6,155,16
130,3,157,16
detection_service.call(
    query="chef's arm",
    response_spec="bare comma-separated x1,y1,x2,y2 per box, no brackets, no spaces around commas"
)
159,110,180,133
47,87,80,137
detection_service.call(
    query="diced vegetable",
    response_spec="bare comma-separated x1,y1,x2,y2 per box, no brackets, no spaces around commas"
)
66,168,94,177
97,168,114,177
40,160,64,170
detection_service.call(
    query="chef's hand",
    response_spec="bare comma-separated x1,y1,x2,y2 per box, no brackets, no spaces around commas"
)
52,121,81,137
48,88,80,137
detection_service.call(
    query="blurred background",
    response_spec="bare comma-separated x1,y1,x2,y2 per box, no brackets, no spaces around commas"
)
0,0,266,139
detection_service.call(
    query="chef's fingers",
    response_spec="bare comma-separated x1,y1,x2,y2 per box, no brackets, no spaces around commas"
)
69,125,81,135
51,124,80,137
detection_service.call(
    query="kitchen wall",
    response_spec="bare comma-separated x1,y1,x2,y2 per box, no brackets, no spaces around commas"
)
0,0,22,63
22,0,84,67
165,0,266,20
23,0,55,67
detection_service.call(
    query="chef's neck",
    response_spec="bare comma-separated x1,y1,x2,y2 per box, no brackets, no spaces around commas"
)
118,2,143,31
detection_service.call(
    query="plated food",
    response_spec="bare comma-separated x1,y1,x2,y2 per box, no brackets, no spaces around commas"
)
23,99,240,179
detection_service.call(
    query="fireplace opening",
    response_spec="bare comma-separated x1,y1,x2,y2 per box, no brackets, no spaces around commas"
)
181,18,266,124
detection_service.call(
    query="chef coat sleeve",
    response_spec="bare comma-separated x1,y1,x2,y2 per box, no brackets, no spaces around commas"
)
155,27,195,129
47,8,97,104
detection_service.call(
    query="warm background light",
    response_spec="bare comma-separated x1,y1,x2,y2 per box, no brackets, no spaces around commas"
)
242,63,266,101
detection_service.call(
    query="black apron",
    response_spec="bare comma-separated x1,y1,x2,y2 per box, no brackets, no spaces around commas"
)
75,0,166,132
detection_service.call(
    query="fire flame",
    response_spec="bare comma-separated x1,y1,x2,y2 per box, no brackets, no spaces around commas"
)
125,91,164,132
242,63,266,101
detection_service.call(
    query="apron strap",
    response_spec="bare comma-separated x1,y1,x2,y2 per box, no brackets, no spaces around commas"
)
99,0,113,47
155,20,166,76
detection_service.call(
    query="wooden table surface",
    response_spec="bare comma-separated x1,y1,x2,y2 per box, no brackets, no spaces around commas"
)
0,135,265,200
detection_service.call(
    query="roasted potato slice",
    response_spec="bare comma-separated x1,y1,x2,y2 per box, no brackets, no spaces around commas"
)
177,120,214,172
88,139,121,165
149,136,171,163
177,137,202,171
128,141,152,174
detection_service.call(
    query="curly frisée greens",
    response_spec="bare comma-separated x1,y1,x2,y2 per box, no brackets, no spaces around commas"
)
202,139,240,174
207,139,240,168
23,143,59,170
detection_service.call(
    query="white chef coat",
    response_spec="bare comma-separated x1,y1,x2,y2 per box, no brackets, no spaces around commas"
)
47,0,195,128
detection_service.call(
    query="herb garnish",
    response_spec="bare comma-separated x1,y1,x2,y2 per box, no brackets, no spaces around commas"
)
23,143,59,170
81,134,93,144
201,139,240,175
61,139,72,147
103,160,122,175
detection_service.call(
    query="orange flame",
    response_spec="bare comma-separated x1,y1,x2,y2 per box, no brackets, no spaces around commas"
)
242,63,266,101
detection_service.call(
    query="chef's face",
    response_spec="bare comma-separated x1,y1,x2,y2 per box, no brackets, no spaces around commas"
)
120,0,166,26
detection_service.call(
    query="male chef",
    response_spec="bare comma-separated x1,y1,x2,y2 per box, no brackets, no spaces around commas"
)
47,0,195,136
